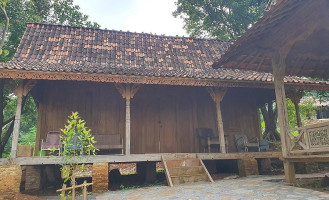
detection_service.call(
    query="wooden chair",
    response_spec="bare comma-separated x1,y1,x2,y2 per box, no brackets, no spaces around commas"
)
196,128,220,153
260,140,270,152
93,134,124,154
66,135,83,151
234,134,260,152
40,131,61,156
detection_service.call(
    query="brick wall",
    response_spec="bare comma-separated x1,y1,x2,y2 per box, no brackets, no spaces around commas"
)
92,163,109,193
25,166,41,191
0,165,22,200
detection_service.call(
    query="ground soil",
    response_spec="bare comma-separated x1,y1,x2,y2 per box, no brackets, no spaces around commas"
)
296,177,329,193
14,193,41,200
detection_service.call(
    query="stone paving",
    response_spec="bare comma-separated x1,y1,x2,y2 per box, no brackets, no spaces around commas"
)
95,175,329,200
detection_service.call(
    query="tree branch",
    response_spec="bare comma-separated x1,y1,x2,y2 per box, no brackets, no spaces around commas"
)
0,120,13,156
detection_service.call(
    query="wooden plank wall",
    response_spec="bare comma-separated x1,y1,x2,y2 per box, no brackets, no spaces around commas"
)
34,81,262,154
34,81,125,153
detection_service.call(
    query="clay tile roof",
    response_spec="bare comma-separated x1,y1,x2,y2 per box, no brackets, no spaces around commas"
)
0,22,328,88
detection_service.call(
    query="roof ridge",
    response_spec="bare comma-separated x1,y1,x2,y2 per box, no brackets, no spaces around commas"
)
26,22,229,42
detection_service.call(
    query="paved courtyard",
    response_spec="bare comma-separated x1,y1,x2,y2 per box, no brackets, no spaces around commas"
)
95,175,329,200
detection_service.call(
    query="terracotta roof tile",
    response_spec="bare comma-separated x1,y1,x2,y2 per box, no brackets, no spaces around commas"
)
0,23,328,87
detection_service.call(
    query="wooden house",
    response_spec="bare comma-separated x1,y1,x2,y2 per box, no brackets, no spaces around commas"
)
0,22,328,191
1,23,327,157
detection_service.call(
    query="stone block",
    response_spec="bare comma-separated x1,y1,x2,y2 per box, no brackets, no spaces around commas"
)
17,145,33,157
238,158,259,177
92,163,109,193
0,165,22,200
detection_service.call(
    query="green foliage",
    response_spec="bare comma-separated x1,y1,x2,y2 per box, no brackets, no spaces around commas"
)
287,97,317,128
2,95,37,157
0,0,100,157
60,112,96,157
173,0,267,40
58,112,96,187
0,0,100,62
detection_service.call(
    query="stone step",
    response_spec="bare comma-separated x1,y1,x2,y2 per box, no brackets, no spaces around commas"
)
168,166,204,176
171,174,208,185
166,158,201,168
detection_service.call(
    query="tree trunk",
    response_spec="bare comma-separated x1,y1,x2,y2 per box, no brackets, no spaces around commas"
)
261,101,281,141
0,95,27,157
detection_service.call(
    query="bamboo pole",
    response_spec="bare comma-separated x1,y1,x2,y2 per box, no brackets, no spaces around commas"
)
83,180,87,200
60,184,66,200
10,81,24,158
72,177,76,200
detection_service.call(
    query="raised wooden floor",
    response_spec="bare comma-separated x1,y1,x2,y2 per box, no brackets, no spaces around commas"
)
0,152,283,166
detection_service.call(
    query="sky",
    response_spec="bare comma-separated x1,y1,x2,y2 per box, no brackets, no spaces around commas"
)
73,0,188,37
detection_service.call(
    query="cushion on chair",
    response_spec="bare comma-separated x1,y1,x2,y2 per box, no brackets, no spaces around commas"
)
42,132,61,149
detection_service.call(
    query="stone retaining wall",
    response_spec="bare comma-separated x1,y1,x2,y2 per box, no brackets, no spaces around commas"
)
0,165,22,200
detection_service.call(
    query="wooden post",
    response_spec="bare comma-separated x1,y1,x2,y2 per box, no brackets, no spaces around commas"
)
272,55,290,157
284,160,296,184
116,84,139,155
207,87,227,153
10,80,37,158
125,94,131,155
272,54,296,184
10,81,24,158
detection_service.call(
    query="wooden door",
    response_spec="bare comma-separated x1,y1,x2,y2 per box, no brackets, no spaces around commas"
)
131,85,160,154
159,87,177,153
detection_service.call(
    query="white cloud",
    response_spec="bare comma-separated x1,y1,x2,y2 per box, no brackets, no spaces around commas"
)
73,0,187,36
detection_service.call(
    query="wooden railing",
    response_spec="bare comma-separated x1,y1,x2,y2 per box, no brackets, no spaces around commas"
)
289,121,329,154
57,180,93,200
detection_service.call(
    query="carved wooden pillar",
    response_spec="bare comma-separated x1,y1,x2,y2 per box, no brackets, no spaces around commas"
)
11,80,37,158
272,55,290,157
287,89,303,127
272,54,295,184
116,84,139,155
207,87,227,153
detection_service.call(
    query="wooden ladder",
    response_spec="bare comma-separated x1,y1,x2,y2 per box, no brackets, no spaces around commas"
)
161,155,214,187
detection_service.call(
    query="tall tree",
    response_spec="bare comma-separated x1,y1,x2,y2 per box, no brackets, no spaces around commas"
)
173,0,268,40
0,0,100,157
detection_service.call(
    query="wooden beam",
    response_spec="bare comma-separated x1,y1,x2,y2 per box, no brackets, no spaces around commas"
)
0,152,282,166
115,84,140,155
207,87,227,153
0,69,328,91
